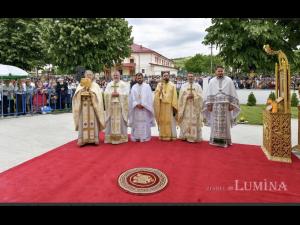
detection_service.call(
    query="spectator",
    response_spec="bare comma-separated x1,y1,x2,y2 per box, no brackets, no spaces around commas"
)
56,78,68,110
1,80,14,115
48,79,57,110
130,74,137,90
33,80,47,113
14,80,26,115
25,79,34,113
198,76,203,89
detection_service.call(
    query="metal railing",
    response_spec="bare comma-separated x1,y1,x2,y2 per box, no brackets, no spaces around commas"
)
0,90,74,118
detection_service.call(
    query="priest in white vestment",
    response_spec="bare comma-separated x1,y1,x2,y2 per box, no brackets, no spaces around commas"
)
128,73,155,142
178,73,203,142
203,66,240,147
104,71,129,144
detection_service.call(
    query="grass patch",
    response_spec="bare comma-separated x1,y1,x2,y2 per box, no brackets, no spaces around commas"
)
238,104,298,125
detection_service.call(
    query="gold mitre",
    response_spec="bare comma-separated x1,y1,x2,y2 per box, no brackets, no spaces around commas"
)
80,78,92,89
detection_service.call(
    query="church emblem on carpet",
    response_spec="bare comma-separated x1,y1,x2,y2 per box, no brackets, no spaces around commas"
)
118,167,168,195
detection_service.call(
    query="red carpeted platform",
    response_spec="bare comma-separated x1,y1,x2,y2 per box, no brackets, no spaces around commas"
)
1,134,300,203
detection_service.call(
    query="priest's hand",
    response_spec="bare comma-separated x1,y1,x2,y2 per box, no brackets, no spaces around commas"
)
228,104,234,111
136,104,144,109
207,104,213,112
112,92,119,97
187,94,194,99
173,108,177,116
177,115,183,123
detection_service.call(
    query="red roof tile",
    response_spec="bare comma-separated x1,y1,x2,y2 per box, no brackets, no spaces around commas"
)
131,43,174,62
131,43,154,53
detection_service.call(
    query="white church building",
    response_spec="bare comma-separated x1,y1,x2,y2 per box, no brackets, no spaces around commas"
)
106,43,178,80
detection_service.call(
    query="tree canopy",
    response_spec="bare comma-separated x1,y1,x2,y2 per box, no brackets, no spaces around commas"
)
0,18,45,71
203,18,300,74
184,54,224,75
0,18,133,74
40,18,133,74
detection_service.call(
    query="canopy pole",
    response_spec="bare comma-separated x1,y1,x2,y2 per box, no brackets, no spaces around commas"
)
1,76,3,118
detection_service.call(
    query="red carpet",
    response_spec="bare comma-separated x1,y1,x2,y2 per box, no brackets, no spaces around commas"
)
1,134,300,203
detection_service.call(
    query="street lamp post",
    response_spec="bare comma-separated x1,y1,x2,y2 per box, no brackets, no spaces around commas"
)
1,78,3,118
292,85,300,152
210,44,213,75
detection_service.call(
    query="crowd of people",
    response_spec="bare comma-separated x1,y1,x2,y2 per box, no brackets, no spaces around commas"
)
229,75,300,90
132,75,204,92
232,77,275,89
1,72,299,117
144,74,300,92
0,74,115,116
0,76,78,116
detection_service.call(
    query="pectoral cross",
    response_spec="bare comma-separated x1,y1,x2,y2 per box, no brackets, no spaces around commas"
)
112,81,119,93
161,82,166,93
187,82,195,102
111,81,120,103
159,82,165,100
187,82,195,95
138,85,142,100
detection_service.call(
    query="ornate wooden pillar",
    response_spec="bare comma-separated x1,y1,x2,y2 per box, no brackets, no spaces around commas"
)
262,45,292,163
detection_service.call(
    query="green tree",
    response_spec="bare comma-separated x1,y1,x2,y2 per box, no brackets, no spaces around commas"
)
268,91,276,101
290,50,300,75
276,19,300,49
184,54,223,74
203,18,300,74
173,56,191,69
40,18,133,74
247,92,256,106
172,57,191,76
0,18,46,71
291,92,299,107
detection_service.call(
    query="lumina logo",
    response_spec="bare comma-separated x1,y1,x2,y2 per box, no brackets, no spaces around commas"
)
234,179,288,191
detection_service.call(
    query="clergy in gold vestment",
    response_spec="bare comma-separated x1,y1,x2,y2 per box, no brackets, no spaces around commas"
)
72,70,105,146
154,72,178,141
178,73,203,142
104,71,129,144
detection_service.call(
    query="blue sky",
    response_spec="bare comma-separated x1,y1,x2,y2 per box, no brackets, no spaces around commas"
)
126,18,219,59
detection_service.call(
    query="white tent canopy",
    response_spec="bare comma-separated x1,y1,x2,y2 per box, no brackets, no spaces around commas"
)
0,64,29,116
0,64,29,77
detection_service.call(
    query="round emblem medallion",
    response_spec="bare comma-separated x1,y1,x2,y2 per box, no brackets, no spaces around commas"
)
118,168,168,195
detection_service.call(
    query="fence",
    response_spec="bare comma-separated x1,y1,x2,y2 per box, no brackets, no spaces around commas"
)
0,90,74,118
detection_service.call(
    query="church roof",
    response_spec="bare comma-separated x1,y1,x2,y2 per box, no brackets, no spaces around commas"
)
131,43,154,53
131,43,174,62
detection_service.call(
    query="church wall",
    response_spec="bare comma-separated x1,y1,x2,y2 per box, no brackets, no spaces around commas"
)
107,51,177,78
139,53,152,75
151,65,178,76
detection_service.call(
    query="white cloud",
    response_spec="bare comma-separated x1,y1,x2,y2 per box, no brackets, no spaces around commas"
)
126,18,218,59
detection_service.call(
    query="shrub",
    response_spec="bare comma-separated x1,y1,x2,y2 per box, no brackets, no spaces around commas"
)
291,92,299,107
268,91,276,101
247,92,256,106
